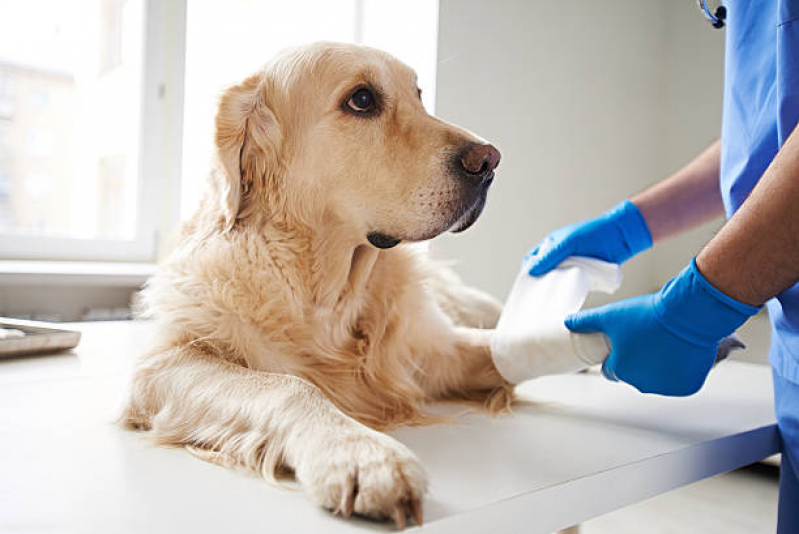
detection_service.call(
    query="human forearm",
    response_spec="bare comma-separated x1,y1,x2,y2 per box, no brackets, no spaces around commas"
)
631,140,724,243
527,141,723,276
697,128,799,307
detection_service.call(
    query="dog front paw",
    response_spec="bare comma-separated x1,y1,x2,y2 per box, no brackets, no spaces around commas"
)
297,428,427,528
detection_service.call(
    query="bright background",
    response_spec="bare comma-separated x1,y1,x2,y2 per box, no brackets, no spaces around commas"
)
0,0,144,241
0,0,729,320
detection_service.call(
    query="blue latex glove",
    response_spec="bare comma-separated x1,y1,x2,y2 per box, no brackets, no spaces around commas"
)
565,258,760,396
527,200,653,276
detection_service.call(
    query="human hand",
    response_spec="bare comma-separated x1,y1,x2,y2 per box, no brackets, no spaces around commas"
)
527,200,652,276
564,258,759,396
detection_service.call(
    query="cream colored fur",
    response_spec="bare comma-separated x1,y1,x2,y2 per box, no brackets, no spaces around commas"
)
120,42,513,527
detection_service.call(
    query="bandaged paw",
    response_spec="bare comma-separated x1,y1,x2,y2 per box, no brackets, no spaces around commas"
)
491,256,622,384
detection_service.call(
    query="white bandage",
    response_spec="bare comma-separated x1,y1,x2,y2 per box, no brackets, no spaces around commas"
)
490,257,622,384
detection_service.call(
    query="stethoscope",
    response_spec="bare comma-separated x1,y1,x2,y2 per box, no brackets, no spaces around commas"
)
698,0,727,29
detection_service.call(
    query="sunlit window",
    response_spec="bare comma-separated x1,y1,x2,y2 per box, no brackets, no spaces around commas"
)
0,0,144,241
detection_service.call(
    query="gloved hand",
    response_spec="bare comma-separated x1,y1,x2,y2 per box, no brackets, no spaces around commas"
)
565,258,760,396
527,200,653,276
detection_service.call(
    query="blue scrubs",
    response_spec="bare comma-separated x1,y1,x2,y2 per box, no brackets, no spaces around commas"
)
720,1,799,530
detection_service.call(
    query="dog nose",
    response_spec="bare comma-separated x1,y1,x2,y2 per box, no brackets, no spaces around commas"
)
459,143,501,183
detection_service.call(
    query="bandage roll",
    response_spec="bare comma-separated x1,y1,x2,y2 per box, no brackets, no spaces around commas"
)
490,257,621,384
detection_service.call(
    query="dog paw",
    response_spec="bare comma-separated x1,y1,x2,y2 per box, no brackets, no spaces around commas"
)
296,429,427,528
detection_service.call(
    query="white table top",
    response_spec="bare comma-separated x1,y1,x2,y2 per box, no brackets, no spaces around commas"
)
0,321,779,534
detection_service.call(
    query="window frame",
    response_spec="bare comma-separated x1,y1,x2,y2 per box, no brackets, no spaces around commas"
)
0,0,187,263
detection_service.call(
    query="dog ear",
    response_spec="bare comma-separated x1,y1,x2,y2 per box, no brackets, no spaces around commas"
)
213,73,282,230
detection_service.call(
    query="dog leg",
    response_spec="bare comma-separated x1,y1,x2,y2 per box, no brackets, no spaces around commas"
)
416,325,514,413
120,347,427,527
426,266,503,329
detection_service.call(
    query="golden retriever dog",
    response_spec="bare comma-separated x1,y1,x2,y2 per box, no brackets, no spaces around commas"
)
120,42,513,529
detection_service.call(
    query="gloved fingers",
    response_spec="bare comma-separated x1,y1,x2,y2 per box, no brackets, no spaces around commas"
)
527,240,572,276
564,307,606,334
524,236,553,263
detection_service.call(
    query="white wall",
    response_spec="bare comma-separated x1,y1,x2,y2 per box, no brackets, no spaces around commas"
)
431,0,725,302
653,3,726,283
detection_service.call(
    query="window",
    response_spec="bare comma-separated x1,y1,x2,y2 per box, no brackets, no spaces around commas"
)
26,130,54,157
0,0,155,260
100,0,126,72
28,88,50,110
96,154,132,239
0,168,10,202
0,71,14,119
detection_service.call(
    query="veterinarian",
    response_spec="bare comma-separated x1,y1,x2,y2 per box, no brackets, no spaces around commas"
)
527,2,799,531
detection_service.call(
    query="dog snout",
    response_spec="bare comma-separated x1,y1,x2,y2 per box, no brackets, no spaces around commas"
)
457,143,501,185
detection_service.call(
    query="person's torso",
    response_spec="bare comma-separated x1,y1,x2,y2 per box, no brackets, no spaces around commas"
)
720,0,799,383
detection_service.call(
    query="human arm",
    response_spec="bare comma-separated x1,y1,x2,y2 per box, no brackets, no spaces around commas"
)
528,140,723,274
697,127,799,306
567,126,799,395
632,139,724,243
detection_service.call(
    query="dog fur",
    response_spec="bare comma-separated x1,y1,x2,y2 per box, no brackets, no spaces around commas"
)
120,42,512,527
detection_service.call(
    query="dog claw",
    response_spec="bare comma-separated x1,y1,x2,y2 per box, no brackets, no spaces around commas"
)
339,472,357,518
392,503,406,530
341,491,354,518
411,499,423,527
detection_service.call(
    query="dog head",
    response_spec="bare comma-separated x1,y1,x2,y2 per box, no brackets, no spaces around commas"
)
212,42,500,248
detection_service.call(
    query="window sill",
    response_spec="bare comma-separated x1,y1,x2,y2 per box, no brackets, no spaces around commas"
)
0,260,157,287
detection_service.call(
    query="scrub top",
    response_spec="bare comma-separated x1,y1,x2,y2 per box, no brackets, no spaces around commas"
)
720,0,799,384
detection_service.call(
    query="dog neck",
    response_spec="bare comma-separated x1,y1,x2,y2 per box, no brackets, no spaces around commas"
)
347,244,380,295
310,223,382,309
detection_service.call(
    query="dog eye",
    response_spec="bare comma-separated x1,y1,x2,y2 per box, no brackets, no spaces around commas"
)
346,88,376,113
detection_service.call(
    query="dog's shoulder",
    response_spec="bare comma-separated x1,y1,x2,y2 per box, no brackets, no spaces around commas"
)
141,222,309,349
